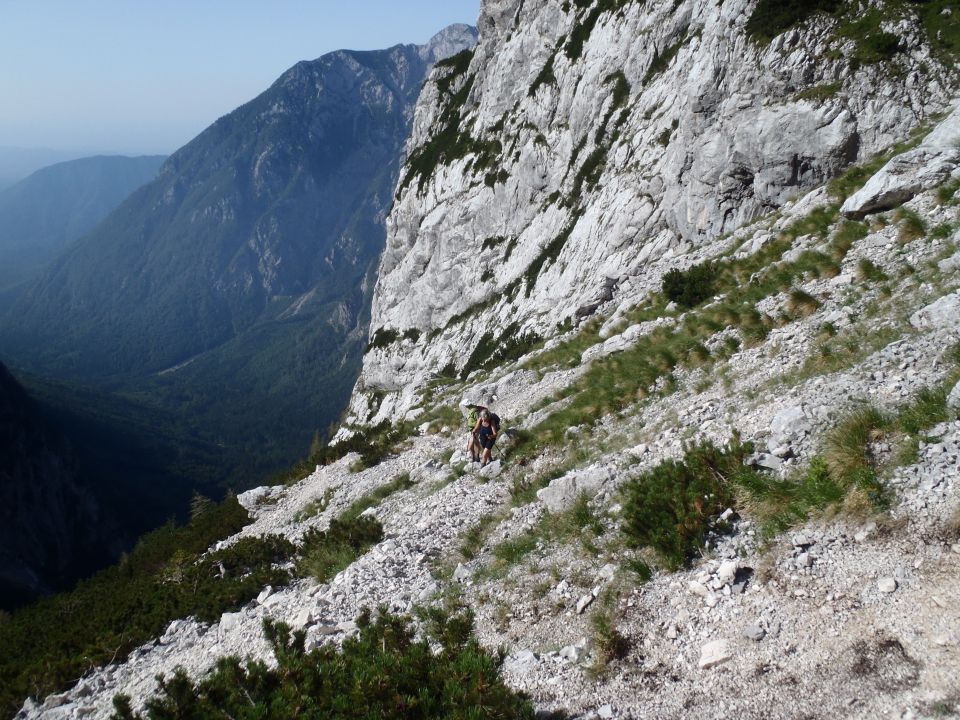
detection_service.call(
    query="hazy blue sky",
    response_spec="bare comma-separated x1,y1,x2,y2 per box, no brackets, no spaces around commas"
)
0,1,481,155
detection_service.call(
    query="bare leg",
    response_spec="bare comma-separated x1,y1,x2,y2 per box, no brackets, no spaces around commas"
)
482,447,492,465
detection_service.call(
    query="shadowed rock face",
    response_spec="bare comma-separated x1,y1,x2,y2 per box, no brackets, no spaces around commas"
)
0,362,117,610
343,0,955,428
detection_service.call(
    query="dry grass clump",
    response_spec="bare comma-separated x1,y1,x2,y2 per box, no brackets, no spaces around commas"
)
786,288,821,318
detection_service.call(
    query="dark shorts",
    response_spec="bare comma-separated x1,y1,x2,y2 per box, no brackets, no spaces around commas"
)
480,435,496,450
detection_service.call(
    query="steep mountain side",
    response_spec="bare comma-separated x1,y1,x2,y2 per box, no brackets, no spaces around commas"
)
15,116,960,717
345,0,958,427
0,155,166,291
0,362,119,611
0,25,478,479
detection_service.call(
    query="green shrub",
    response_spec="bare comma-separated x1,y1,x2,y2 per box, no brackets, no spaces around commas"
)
113,610,534,720
746,0,842,43
662,262,716,308
368,327,400,351
620,441,751,569
0,497,285,717
296,516,384,583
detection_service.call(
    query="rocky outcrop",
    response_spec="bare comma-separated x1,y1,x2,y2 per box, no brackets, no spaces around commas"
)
842,102,960,219
345,0,956,428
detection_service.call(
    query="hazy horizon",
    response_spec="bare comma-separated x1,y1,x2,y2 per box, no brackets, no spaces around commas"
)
0,1,480,158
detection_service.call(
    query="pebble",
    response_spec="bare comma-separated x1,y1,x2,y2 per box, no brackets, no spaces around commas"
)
699,640,732,669
878,577,898,594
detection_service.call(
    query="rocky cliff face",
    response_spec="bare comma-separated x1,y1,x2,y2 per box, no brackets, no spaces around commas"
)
346,0,956,427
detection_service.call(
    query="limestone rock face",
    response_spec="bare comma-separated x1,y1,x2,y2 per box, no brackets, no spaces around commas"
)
345,0,955,428
842,102,960,219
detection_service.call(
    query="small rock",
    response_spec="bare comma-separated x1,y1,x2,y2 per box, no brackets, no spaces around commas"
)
717,560,738,586
479,459,502,478
293,608,314,629
952,544,960,555
699,639,732,669
256,586,274,605
796,552,813,568
705,593,720,608
878,577,898,594
688,580,709,597
598,704,615,719
598,563,617,582
219,611,243,636
453,563,471,583
854,522,877,543
666,624,679,640
576,593,595,614
743,624,766,642
505,650,539,672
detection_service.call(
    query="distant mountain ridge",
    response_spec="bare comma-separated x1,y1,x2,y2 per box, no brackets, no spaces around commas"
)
0,24,478,482
0,155,165,290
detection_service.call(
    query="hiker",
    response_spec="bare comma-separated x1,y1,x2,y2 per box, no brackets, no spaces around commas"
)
472,409,499,467
465,403,486,462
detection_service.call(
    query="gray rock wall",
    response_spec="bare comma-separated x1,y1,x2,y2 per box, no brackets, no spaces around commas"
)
345,0,955,428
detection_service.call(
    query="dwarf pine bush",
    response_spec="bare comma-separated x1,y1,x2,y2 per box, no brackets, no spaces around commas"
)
112,610,535,720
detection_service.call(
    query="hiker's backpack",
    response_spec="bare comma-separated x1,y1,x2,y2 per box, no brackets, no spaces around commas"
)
489,413,501,432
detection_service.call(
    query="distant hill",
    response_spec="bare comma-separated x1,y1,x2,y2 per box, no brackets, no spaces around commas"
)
0,146,90,184
0,25,478,483
0,155,165,290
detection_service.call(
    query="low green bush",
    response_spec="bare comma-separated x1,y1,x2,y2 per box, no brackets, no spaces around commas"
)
0,497,284,717
113,610,535,720
662,262,716,308
297,516,384,583
620,440,750,569
746,0,842,43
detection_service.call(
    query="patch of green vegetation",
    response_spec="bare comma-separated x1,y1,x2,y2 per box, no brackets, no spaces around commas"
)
0,497,287,717
529,51,558,97
113,609,535,720
513,206,868,456
856,258,889,283
523,214,582,296
895,206,927,243
460,322,544,379
662,262,716,308
642,27,689,84
786,287,821,318
793,82,842,103
403,328,422,342
310,421,411,471
833,8,905,65
930,223,954,239
368,327,400,351
746,0,842,43
621,440,747,569
398,72,505,195
435,48,474,93
296,515,384,582
295,488,336,522
340,472,414,523
937,179,960,205
484,493,605,577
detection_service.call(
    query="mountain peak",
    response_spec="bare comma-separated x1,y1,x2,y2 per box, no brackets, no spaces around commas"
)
420,23,479,63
